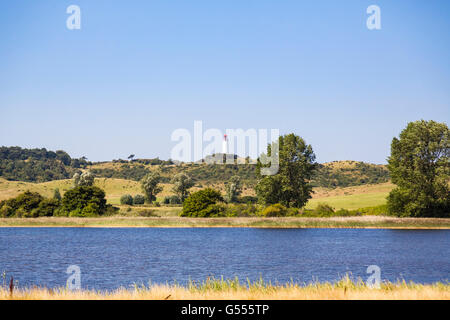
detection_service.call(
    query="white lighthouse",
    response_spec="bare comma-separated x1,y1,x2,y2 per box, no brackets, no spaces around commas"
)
222,134,228,154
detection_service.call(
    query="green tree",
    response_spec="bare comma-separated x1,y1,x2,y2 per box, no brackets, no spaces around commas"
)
387,120,449,217
53,188,62,201
60,186,107,217
171,173,194,201
133,194,145,205
181,188,224,217
120,194,134,205
224,175,242,203
141,172,163,204
256,133,317,208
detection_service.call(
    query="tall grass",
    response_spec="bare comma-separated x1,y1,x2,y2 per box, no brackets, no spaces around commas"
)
1,276,448,300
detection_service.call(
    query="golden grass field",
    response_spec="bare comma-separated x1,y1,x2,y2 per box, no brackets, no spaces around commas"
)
1,276,448,300
0,177,393,210
1,216,449,228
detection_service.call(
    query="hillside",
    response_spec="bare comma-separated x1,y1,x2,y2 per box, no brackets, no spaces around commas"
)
1,147,390,189
88,159,389,188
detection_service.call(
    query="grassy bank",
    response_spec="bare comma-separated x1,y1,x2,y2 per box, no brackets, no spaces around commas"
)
0,216,449,228
1,276,449,300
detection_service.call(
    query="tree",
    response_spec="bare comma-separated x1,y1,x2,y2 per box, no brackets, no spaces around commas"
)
141,172,163,204
387,120,449,217
181,188,224,217
171,173,194,202
120,194,134,205
224,175,242,203
60,186,107,217
53,188,62,201
256,133,317,208
133,194,145,205
73,171,95,187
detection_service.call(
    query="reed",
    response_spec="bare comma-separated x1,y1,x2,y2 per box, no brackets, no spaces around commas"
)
1,276,448,300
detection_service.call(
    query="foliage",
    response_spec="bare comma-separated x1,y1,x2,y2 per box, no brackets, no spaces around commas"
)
73,171,95,187
163,195,182,205
181,188,224,217
53,188,62,201
120,194,134,205
387,120,449,217
91,164,150,181
312,161,390,188
0,191,43,217
224,175,242,203
60,186,107,217
312,203,335,217
259,204,289,217
0,146,90,182
141,172,163,204
133,194,145,205
31,198,60,217
171,173,194,201
238,196,258,204
256,134,318,208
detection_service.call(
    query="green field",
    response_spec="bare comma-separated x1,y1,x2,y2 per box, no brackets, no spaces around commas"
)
306,192,389,210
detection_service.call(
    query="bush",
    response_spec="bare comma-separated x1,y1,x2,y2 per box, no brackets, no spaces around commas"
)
312,203,335,217
120,194,134,205
31,198,60,217
238,196,258,204
13,191,44,213
133,194,145,205
163,195,182,205
223,203,259,217
181,188,224,217
0,191,44,217
0,204,14,217
60,186,107,217
259,203,289,217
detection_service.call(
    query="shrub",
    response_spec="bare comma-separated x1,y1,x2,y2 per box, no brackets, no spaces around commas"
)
181,188,224,217
31,198,60,217
133,194,145,205
238,196,258,204
223,203,259,217
163,195,182,205
60,186,107,217
0,204,14,217
313,203,335,217
13,191,44,213
120,194,134,205
259,203,289,217
137,209,157,217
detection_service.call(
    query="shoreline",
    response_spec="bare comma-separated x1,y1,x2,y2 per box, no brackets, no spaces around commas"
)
0,216,449,229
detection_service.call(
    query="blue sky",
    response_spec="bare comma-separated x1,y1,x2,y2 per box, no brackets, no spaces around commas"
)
0,0,449,163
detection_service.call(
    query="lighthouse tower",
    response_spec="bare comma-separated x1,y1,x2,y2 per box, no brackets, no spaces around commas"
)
222,134,228,154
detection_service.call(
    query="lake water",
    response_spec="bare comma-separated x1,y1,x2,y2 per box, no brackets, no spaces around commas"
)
0,228,449,290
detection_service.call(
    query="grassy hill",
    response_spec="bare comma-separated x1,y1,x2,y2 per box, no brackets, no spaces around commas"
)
88,159,389,189
0,177,393,210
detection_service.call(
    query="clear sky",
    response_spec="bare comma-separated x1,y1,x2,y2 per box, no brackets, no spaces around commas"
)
0,0,449,164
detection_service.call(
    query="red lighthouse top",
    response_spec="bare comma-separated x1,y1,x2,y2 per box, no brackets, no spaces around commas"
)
224,134,227,141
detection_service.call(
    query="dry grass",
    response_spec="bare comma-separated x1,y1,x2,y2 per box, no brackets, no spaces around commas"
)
1,276,448,300
1,177,393,210
0,216,449,228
